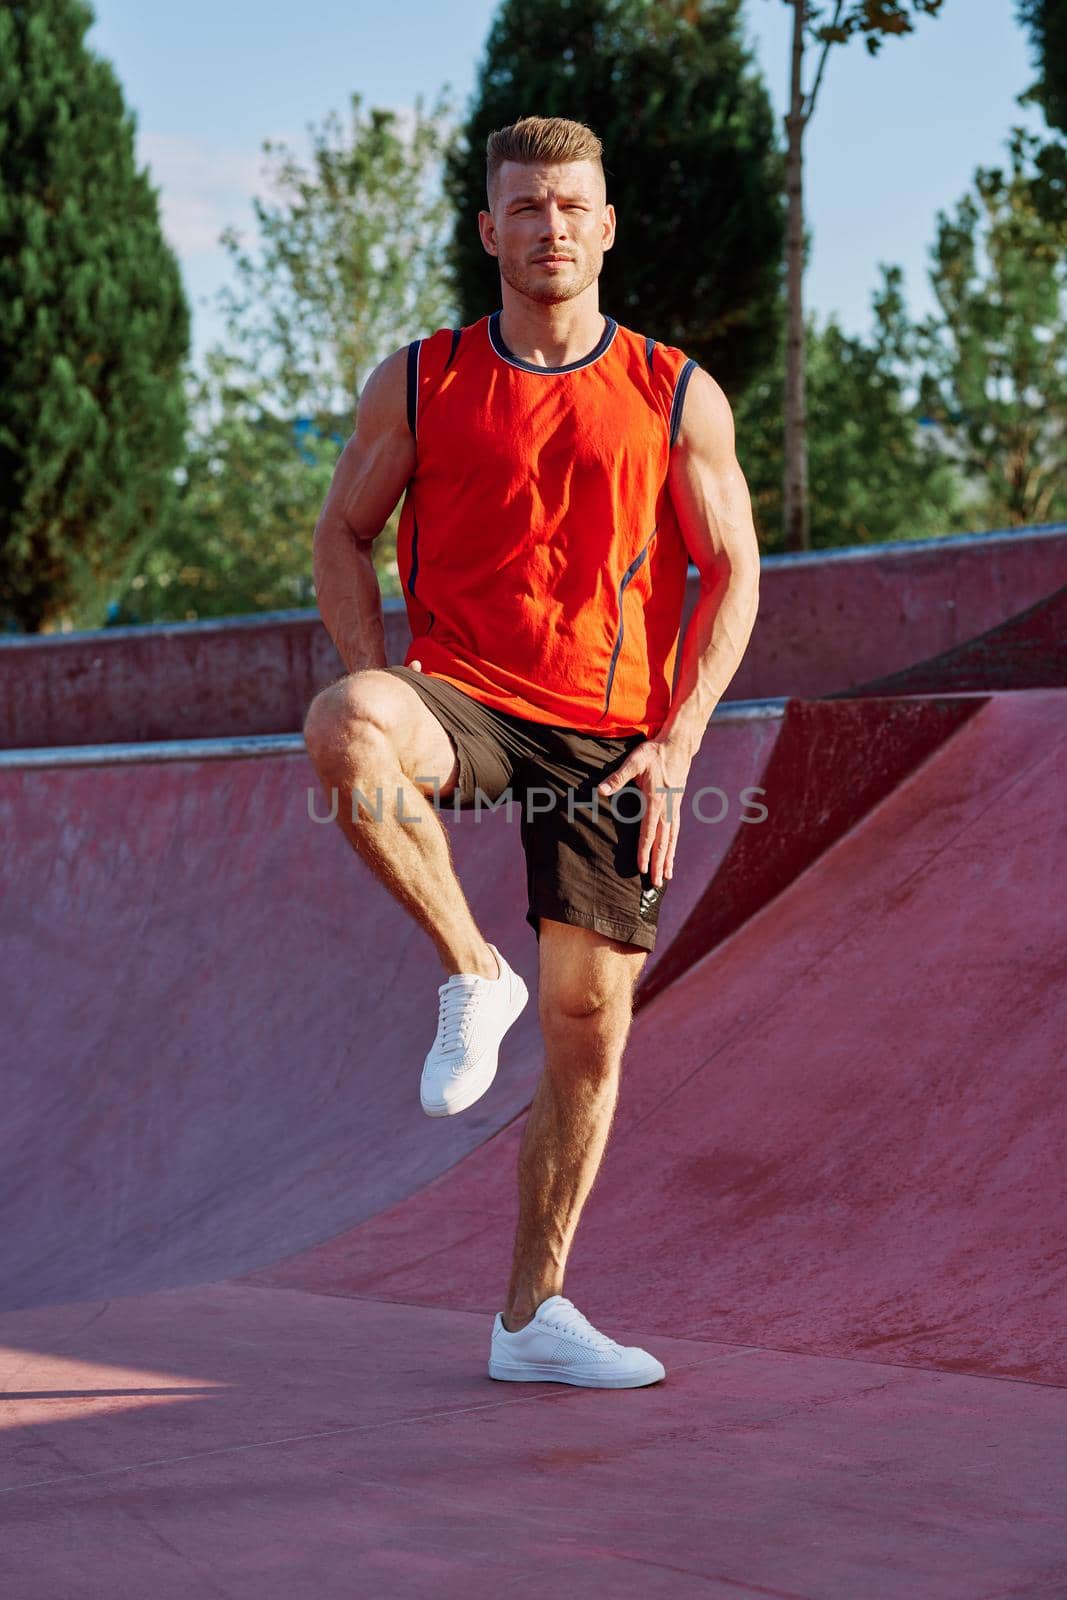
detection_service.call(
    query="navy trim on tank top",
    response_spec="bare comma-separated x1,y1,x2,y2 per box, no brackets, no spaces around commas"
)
487,310,618,374
406,340,420,437
669,358,698,448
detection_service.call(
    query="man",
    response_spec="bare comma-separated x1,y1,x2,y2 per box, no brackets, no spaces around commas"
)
304,115,761,1389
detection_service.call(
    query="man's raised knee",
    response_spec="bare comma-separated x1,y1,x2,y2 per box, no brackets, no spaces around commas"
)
302,669,397,775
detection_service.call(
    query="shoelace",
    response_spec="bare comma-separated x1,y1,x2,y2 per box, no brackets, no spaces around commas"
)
435,978,481,1055
539,1297,619,1352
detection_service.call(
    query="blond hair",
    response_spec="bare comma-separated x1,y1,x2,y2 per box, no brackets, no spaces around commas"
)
486,116,605,204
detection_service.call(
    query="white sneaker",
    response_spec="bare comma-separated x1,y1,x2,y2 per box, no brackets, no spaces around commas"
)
420,944,529,1117
488,1295,666,1388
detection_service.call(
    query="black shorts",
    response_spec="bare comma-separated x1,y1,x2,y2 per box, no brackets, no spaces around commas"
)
384,665,667,953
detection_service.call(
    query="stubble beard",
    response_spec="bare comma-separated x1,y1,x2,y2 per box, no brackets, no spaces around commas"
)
498,249,601,305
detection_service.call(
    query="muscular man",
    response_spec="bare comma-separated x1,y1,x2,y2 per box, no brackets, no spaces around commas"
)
304,115,761,1389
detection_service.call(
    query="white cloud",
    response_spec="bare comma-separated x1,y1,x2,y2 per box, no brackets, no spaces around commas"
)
136,107,428,261
136,132,281,258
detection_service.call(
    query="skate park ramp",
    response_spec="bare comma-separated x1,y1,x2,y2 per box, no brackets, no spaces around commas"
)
831,580,1067,697
2,583,1066,1595
245,688,1066,1385
0,706,782,1314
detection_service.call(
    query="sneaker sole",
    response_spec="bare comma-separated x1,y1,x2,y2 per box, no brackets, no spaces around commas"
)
487,1357,666,1389
421,971,529,1118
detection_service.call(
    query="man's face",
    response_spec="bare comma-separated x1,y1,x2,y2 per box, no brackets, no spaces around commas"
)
479,160,615,305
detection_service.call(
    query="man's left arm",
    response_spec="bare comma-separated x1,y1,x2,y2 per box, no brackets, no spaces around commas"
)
598,366,761,887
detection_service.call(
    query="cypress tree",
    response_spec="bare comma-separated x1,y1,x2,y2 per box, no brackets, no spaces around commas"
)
0,0,189,631
1015,0,1067,231
447,0,784,395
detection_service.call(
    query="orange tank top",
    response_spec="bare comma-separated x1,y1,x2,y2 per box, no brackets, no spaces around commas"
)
396,311,697,736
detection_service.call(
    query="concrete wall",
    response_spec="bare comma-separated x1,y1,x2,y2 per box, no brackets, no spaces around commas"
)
2,524,1065,749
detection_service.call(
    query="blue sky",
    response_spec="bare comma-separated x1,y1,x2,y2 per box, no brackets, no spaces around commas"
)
87,0,1046,365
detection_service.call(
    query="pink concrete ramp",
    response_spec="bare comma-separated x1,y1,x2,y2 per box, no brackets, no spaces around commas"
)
635,692,982,1008
2,685,1065,1594
0,709,777,1314
2,643,1067,1593
244,691,1067,1386
837,581,1067,698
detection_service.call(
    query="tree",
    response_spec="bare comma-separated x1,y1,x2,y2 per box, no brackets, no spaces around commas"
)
217,94,457,422
1014,0,1067,234
448,0,786,397
733,266,966,552
771,0,943,552
910,129,1066,529
111,353,339,624
117,96,457,623
740,123,1067,548
0,0,189,632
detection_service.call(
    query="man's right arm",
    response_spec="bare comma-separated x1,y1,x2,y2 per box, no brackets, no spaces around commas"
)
312,347,415,673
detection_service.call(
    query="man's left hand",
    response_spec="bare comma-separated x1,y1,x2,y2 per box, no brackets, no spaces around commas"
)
597,739,692,888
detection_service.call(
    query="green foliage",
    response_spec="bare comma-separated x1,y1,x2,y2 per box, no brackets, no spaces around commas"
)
735,276,967,553
738,125,1067,547
217,93,457,420
0,0,189,632
1015,0,1067,131
806,0,943,57
911,129,1067,528
448,0,785,395
119,96,456,623
110,354,337,623
1014,0,1067,232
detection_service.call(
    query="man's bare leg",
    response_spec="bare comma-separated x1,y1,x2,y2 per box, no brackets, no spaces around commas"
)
302,668,497,979
501,919,647,1329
